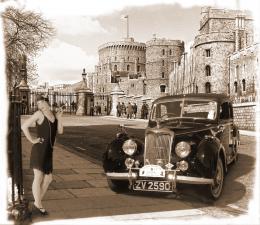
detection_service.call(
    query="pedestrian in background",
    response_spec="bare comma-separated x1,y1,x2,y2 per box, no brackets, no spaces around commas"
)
121,102,126,118
126,102,133,119
133,103,137,119
141,102,149,119
21,94,63,216
116,102,121,117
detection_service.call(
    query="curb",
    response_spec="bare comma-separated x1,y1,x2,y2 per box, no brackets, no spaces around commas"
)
240,130,260,137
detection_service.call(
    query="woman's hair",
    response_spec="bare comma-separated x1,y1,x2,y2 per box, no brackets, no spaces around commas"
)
36,94,49,103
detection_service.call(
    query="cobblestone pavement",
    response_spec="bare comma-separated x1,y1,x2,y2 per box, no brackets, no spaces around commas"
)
20,115,259,224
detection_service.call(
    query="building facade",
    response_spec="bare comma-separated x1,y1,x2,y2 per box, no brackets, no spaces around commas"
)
171,6,256,97
92,37,184,114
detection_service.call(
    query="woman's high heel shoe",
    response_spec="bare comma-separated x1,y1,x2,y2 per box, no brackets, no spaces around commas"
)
32,204,49,216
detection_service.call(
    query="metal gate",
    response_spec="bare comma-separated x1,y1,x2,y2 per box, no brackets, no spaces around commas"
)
29,91,77,114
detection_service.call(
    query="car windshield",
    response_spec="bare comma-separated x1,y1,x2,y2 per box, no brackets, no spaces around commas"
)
151,98,217,121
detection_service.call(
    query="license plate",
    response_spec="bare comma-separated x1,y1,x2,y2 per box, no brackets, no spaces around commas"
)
139,165,165,177
133,180,172,192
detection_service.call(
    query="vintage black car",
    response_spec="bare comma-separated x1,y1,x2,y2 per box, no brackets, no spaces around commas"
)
103,94,240,199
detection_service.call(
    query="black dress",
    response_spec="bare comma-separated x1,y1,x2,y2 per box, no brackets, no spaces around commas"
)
30,113,57,174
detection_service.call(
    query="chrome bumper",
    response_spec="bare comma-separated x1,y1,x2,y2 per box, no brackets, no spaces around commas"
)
106,172,213,185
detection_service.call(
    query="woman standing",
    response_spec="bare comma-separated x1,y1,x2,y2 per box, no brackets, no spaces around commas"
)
21,94,63,215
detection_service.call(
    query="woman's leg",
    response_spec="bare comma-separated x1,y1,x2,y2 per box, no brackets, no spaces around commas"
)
40,173,53,200
32,169,44,208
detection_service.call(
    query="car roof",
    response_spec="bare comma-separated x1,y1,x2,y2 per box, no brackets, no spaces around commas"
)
153,93,230,104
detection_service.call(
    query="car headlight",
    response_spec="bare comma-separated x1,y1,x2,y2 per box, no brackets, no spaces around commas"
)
175,141,191,158
122,139,137,156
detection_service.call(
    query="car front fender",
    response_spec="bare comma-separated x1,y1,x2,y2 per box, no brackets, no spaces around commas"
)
195,136,221,178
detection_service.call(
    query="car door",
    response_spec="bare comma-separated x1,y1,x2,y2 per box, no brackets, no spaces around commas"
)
219,101,233,162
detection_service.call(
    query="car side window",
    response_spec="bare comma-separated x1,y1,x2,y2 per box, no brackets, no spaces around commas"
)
220,102,230,119
229,102,234,119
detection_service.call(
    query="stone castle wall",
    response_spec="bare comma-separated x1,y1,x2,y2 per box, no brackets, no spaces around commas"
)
233,102,256,130
145,39,184,98
229,44,258,96
194,40,235,94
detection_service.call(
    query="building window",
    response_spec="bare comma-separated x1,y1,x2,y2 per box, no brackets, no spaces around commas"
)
162,60,165,66
162,49,165,55
143,83,147,95
127,65,130,71
127,56,129,61
115,56,117,61
137,57,139,62
206,49,211,57
205,82,211,93
206,65,211,76
234,81,238,93
196,85,198,93
160,85,166,93
114,65,117,71
162,72,165,78
236,65,239,78
137,65,140,72
242,79,246,91
169,49,172,55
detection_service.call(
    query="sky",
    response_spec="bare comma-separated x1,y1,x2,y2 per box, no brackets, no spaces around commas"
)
2,0,256,86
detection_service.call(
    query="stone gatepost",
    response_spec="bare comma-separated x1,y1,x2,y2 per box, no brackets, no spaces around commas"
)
76,69,94,116
110,83,124,116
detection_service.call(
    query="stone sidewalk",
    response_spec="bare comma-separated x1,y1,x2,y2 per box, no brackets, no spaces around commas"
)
22,136,116,222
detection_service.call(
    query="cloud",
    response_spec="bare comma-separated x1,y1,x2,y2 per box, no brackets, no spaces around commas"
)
52,16,108,36
24,0,258,17
36,39,98,84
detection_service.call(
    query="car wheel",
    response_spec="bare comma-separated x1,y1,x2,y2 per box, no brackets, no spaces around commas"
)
206,158,224,200
107,178,129,193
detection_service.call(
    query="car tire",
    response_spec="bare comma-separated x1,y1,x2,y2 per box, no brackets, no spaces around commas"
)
107,178,129,193
206,157,224,200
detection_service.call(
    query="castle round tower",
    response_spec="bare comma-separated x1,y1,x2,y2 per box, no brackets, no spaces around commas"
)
145,38,184,99
95,38,146,113
193,7,254,94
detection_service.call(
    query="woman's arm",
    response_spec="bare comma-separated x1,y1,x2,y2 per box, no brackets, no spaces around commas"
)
21,111,42,144
56,110,64,134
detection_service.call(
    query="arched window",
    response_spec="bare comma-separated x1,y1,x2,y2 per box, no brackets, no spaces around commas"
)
160,85,166,93
162,72,165,78
234,81,238,93
242,79,246,91
169,49,172,55
127,65,130,71
205,65,211,76
162,49,165,55
162,60,165,66
205,82,211,93
114,65,117,71
143,83,147,95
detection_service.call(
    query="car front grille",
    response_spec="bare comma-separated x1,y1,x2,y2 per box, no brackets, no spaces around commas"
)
144,130,174,166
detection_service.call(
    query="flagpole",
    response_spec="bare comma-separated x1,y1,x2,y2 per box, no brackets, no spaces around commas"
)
126,15,129,38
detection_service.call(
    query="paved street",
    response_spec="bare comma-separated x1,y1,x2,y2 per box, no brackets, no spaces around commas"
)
21,115,258,224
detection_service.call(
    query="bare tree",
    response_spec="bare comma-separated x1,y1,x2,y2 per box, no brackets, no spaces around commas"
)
2,6,55,91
